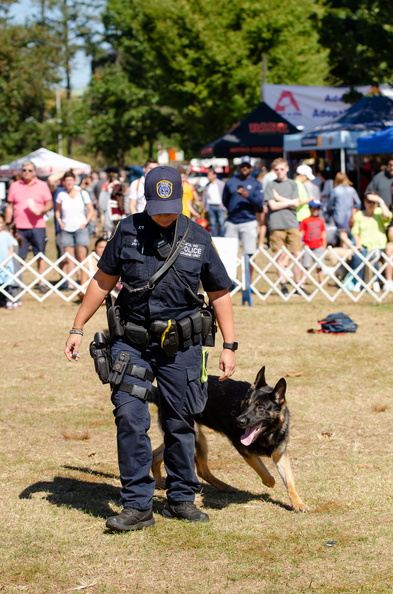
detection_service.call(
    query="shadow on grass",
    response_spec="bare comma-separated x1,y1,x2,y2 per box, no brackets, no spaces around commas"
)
62,465,119,480
151,483,292,514
19,475,120,519
19,467,292,520
199,484,293,512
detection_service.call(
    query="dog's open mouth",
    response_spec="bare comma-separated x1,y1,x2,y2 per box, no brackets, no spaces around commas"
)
240,423,265,446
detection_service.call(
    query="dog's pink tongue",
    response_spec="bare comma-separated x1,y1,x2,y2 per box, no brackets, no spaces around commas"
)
240,425,260,446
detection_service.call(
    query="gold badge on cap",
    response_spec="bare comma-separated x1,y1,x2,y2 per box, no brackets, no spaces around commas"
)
156,180,173,198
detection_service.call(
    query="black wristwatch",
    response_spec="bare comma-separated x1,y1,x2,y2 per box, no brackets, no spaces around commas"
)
223,342,238,351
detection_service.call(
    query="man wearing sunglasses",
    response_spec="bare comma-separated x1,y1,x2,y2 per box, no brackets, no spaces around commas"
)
5,161,53,293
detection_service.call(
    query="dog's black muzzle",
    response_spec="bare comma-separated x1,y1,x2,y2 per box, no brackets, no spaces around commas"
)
236,414,249,428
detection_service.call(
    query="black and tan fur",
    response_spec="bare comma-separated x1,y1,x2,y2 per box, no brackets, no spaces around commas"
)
151,366,309,512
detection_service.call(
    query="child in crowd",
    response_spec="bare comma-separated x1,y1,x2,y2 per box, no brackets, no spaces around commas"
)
87,237,107,277
7,222,23,307
0,214,22,309
299,199,327,284
78,237,108,302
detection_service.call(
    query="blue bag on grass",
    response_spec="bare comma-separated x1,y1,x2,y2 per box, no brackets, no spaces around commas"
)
308,312,358,334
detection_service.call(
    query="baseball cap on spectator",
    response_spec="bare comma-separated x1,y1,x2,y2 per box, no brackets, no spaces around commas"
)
239,156,252,167
309,199,321,208
145,166,183,216
296,164,315,180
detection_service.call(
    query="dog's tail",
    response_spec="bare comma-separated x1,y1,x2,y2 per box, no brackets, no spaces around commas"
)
147,385,160,406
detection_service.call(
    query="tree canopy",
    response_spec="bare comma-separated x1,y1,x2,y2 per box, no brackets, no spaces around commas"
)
0,13,61,160
1,0,393,164
318,0,393,84
101,0,329,154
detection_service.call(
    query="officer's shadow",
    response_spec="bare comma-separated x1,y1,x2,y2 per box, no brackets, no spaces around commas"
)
153,481,292,513
19,466,292,518
19,466,121,519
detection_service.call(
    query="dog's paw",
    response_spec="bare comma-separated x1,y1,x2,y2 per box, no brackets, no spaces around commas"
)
262,476,275,488
292,502,310,513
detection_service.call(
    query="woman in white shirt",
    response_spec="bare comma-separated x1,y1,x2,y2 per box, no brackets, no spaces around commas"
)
55,171,95,290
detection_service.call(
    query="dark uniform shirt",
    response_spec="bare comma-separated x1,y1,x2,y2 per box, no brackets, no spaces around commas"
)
98,213,232,326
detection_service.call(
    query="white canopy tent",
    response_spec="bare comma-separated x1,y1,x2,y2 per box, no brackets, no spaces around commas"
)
0,147,91,177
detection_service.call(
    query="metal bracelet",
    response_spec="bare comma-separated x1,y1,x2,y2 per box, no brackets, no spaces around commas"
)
70,330,84,336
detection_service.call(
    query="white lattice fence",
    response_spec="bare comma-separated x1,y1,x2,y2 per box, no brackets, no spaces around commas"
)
0,252,100,303
249,246,393,303
1,247,392,304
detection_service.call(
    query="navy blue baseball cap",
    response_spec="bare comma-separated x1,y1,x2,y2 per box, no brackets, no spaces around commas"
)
309,199,321,208
145,166,183,216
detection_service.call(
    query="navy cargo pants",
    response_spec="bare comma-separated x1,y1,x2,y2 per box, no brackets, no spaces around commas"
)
111,339,207,510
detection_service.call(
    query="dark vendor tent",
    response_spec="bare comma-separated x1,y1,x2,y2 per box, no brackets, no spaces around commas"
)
200,102,298,158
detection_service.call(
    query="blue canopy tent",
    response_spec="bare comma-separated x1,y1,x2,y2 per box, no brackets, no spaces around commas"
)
284,89,393,170
357,126,393,154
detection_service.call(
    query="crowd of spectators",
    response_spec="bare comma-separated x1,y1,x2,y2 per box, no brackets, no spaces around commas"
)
2,155,393,307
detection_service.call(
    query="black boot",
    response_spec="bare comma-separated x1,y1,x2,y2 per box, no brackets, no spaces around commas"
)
106,507,155,531
162,501,209,522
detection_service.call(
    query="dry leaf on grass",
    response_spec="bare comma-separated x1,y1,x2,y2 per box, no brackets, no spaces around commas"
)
317,431,335,440
357,464,381,470
371,404,388,413
68,582,97,592
61,429,90,441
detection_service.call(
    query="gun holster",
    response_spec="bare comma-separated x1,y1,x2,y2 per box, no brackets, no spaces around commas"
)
89,332,112,384
107,305,125,338
108,351,131,387
201,306,216,347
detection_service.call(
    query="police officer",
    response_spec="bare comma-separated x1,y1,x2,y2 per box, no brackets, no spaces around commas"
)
65,166,236,531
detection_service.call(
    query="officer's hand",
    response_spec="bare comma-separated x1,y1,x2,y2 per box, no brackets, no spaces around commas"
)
218,349,236,381
65,334,83,362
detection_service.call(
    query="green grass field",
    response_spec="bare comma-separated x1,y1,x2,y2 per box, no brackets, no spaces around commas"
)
1,294,392,593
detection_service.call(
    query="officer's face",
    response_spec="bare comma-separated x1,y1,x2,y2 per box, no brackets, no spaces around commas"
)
151,213,179,227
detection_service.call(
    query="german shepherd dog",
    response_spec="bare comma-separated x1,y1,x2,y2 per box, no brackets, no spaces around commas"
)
151,366,309,512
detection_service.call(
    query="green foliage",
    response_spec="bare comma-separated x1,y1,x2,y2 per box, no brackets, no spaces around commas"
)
102,0,329,156
341,87,364,105
84,64,175,164
0,19,61,160
7,0,393,164
318,0,393,84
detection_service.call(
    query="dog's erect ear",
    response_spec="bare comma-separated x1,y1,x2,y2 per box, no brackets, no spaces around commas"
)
273,378,287,405
253,366,267,389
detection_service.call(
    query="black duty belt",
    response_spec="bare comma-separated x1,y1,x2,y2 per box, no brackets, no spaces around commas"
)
123,309,213,357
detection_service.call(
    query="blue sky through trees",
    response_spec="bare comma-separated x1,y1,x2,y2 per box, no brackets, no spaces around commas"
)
9,0,91,89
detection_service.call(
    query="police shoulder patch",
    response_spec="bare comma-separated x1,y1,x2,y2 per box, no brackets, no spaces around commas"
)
156,180,173,199
107,221,120,242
